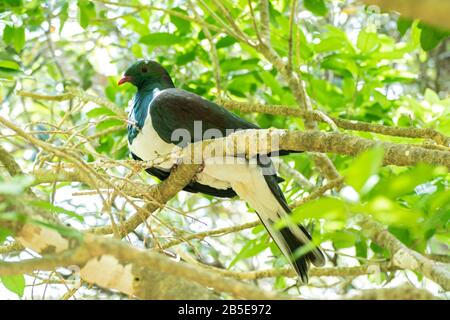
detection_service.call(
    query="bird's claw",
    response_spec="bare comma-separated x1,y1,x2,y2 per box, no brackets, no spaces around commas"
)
197,162,205,173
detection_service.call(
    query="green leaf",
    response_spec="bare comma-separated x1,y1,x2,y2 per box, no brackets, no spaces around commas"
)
297,27,314,61
59,1,69,33
388,226,413,246
96,118,124,131
259,70,285,97
216,36,236,49
13,26,25,52
306,77,346,111
96,136,114,153
379,69,417,84
77,0,96,29
397,17,413,36
2,25,14,44
86,107,116,118
423,190,450,236
0,212,28,224
226,72,259,97
291,197,348,222
131,43,143,58
0,227,13,243
372,164,434,199
321,54,358,77
424,88,441,104
139,33,186,46
419,24,449,51
370,242,388,257
1,275,25,297
0,60,20,70
355,238,368,259
314,26,355,54
364,196,423,227
176,50,196,65
368,271,387,285
345,147,385,194
251,224,265,234
304,0,328,16
228,234,269,268
357,30,380,53
220,58,259,72
31,220,83,240
274,276,286,290
342,77,355,100
170,8,191,35
0,0,22,11
322,231,356,249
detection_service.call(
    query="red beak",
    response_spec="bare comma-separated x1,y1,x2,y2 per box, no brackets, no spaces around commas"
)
118,75,133,85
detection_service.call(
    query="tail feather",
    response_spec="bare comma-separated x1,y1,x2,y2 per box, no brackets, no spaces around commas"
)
201,156,325,283
280,225,325,280
261,160,325,277
299,224,326,267
262,219,311,283
227,161,325,283
259,216,324,284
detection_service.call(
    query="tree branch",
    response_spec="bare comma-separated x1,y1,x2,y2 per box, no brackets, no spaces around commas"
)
197,261,399,280
0,242,24,254
90,162,201,236
216,98,450,146
0,144,25,176
17,89,127,118
358,216,450,291
259,0,271,43
277,161,315,190
287,0,297,72
161,221,260,250
0,195,285,299
291,177,344,208
184,129,450,169
16,90,450,146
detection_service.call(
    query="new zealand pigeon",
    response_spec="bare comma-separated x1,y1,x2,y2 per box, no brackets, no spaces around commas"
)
118,60,325,283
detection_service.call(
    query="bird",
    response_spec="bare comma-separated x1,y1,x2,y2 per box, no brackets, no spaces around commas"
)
118,59,325,283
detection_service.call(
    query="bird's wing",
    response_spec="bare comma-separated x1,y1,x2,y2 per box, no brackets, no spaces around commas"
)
149,88,258,146
150,88,294,158
131,151,237,198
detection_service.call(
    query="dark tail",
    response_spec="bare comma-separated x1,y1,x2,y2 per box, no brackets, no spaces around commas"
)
261,160,325,283
279,224,326,283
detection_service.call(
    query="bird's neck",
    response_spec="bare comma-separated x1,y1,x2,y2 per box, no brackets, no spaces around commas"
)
135,79,173,108
139,75,175,93
137,85,161,101
128,80,173,144
134,78,175,111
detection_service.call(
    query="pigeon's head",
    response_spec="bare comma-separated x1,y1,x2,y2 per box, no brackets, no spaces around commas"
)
118,60,174,89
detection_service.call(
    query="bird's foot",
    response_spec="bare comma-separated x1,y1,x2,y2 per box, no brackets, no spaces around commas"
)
197,162,205,173
190,162,205,183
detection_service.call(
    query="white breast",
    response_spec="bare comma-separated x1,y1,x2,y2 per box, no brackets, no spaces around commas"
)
129,113,180,170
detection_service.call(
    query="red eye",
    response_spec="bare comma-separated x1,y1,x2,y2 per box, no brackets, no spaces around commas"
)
141,66,148,73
